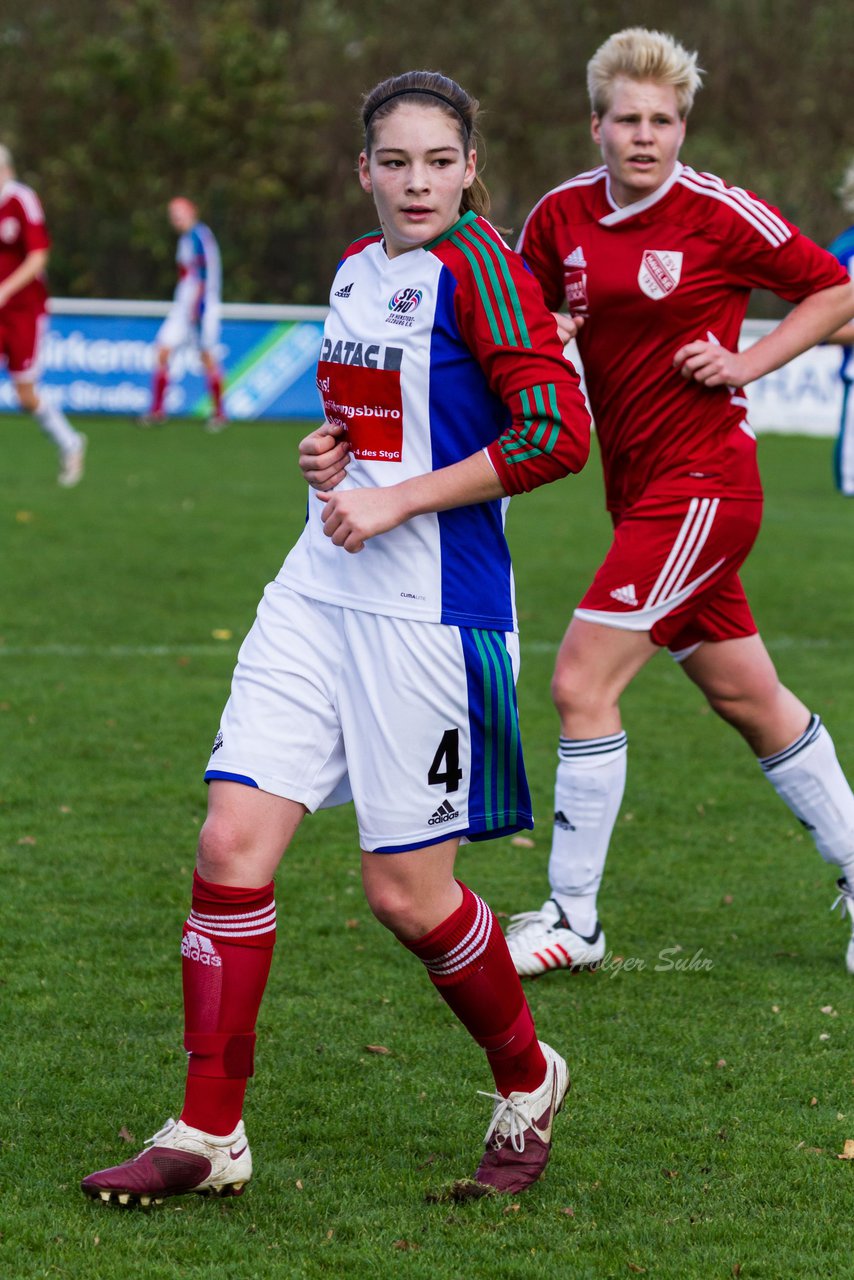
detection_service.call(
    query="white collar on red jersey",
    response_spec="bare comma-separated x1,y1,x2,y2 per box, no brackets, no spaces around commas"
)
600,161,684,226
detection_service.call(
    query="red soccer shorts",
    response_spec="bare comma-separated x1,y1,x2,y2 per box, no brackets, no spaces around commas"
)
574,492,763,654
0,307,45,379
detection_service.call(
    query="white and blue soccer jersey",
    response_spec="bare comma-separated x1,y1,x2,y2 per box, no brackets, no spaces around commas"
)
829,223,854,493
829,224,854,385
174,222,221,318
159,221,222,352
278,211,589,631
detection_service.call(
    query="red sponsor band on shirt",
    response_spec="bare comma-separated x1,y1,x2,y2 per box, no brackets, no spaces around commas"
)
317,359,404,462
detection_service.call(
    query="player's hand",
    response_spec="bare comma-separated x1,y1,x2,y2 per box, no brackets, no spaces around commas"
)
554,312,586,345
298,421,350,490
672,341,749,388
315,486,407,553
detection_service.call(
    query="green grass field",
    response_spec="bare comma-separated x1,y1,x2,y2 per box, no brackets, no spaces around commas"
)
2,415,853,1279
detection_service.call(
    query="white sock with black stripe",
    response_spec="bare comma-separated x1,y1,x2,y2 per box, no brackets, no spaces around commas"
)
548,732,628,936
759,714,854,884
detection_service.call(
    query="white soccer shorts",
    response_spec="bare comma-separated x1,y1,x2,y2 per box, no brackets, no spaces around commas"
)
204,582,533,853
157,301,221,354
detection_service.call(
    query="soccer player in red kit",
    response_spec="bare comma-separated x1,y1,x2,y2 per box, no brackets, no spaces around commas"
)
504,28,854,977
0,145,85,485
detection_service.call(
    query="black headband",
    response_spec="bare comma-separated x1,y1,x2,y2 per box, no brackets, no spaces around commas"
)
364,87,469,135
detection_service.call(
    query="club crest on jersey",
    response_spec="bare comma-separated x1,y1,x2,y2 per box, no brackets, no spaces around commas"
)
638,250,683,301
0,217,20,243
386,286,423,327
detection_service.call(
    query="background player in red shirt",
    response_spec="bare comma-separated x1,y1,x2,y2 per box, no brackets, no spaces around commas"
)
505,27,854,978
0,145,86,485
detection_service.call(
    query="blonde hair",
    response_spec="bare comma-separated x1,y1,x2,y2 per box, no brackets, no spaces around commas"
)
361,70,490,217
839,159,854,217
587,28,703,119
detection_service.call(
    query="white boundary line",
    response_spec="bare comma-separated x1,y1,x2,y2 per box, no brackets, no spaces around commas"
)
0,636,832,659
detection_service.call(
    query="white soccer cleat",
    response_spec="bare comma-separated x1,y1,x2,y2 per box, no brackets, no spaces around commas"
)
831,878,854,975
505,898,605,977
81,1117,252,1205
58,435,87,487
475,1041,570,1192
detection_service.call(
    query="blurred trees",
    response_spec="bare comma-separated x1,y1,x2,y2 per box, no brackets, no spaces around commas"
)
0,0,851,307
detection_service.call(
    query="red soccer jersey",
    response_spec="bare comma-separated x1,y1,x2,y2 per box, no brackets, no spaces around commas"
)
518,162,849,516
0,180,50,315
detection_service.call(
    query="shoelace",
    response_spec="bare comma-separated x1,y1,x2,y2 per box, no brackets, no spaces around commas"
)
477,1090,533,1153
145,1119,179,1147
830,880,854,918
506,909,559,937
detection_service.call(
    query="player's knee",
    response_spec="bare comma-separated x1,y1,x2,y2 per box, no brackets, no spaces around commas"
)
17,383,38,413
703,672,780,727
551,662,609,720
196,813,249,880
363,879,419,938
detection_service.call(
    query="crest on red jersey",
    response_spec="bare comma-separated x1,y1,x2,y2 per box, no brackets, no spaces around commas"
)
0,217,20,243
638,249,683,301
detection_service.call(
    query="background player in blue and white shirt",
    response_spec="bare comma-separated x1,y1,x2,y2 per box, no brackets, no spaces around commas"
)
142,197,226,430
827,158,854,494
83,71,592,1208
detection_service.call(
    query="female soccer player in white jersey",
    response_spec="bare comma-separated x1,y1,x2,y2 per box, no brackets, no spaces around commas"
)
81,71,591,1206
499,28,854,978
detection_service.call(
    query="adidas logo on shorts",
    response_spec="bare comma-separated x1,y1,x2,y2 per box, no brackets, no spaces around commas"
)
181,930,222,967
428,799,459,826
610,584,639,607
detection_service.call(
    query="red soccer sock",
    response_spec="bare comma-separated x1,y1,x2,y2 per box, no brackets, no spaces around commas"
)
405,881,547,1097
207,367,224,416
179,871,276,1135
151,367,168,415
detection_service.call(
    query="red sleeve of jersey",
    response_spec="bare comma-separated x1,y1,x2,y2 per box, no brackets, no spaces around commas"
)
515,196,566,312
713,186,848,302
448,221,590,495
15,192,50,255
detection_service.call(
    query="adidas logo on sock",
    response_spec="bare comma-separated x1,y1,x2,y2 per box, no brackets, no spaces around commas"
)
334,282,353,298
181,930,222,967
428,799,459,826
610,584,639,607
563,246,587,269
554,810,576,831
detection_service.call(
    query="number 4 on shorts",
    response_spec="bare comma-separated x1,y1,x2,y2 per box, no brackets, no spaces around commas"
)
427,728,462,793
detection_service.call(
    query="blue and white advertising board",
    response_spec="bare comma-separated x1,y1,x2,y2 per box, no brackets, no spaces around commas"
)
0,305,845,434
0,301,328,422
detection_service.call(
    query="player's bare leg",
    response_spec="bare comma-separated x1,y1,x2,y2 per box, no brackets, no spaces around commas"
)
362,841,568,1192
507,619,657,976
17,378,86,486
82,783,304,1205
682,635,854,970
